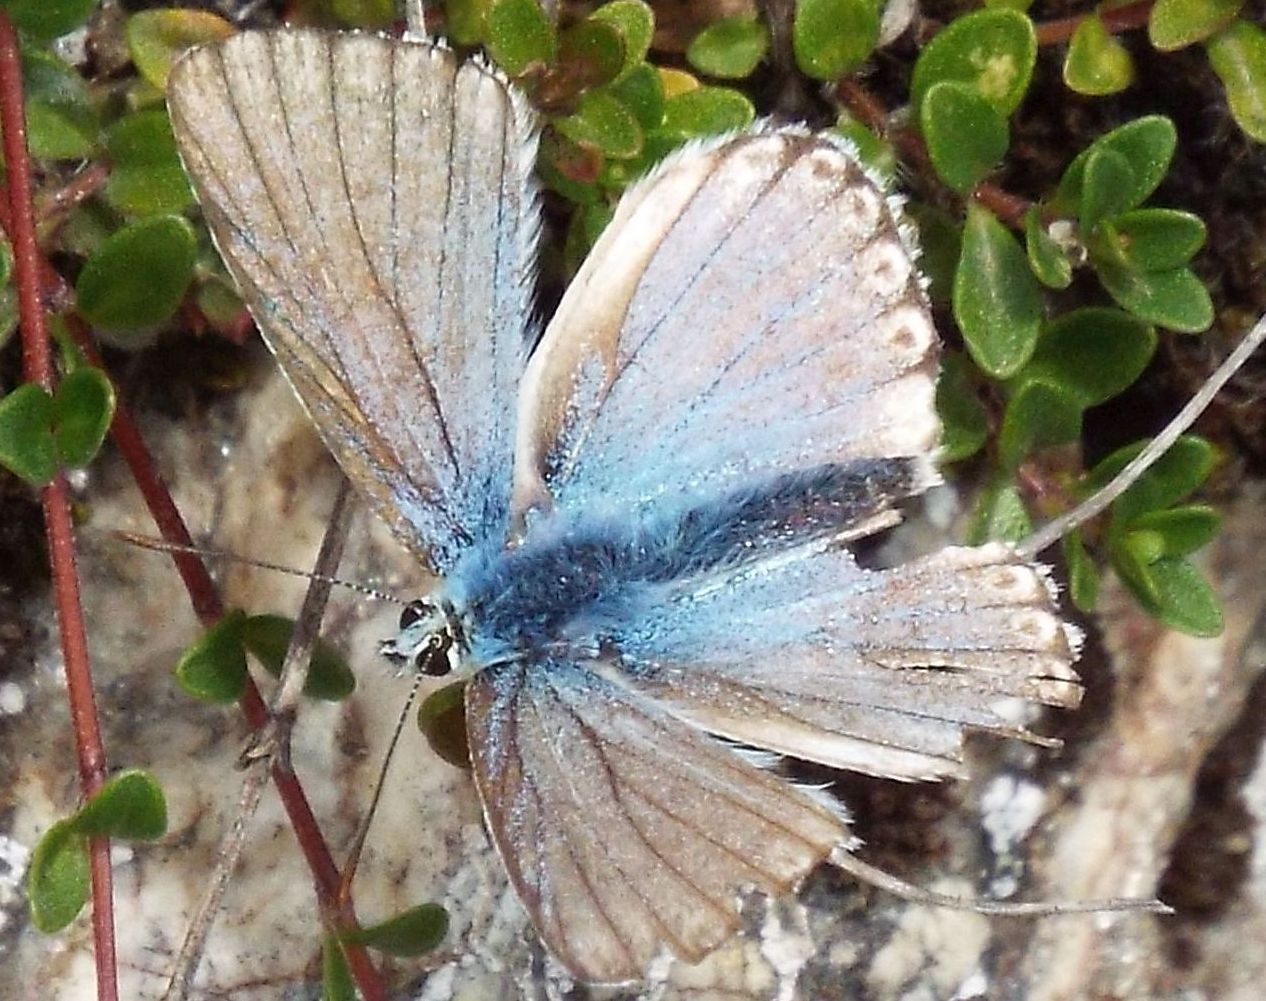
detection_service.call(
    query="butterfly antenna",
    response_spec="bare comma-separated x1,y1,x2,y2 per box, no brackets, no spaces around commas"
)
110,530,406,605
1019,313,1266,560
337,671,428,901
831,848,1172,917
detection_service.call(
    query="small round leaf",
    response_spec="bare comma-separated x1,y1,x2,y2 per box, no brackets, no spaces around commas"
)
22,49,99,161
687,15,769,79
998,380,1083,470
1080,148,1137,231
52,365,115,469
793,0,881,81
126,9,236,90
27,820,89,933
953,201,1042,378
935,351,988,463
103,110,194,217
1150,0,1243,51
486,0,557,76
910,8,1037,115
1118,554,1223,636
1052,116,1177,216
418,681,471,769
1064,13,1135,96
1100,208,1206,270
2,0,95,42
72,769,168,841
1063,530,1101,612
241,613,356,701
590,0,655,78
0,383,57,486
967,476,1033,544
174,610,249,704
1019,307,1156,407
1088,434,1217,523
1127,504,1221,556
659,86,754,138
76,216,197,336
1094,262,1214,332
920,81,1009,192
344,903,450,957
1206,18,1266,141
555,90,643,159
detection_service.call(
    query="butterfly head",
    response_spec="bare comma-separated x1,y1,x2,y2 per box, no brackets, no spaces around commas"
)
379,596,465,677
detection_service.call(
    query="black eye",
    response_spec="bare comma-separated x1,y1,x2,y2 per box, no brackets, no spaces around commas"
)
416,632,453,677
399,600,428,630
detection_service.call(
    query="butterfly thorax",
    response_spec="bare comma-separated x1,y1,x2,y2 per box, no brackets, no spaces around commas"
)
437,459,921,671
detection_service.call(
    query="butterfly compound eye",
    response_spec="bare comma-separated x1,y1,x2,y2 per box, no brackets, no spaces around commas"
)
399,599,429,631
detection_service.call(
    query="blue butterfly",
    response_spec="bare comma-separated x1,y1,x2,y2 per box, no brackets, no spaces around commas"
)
169,30,1080,984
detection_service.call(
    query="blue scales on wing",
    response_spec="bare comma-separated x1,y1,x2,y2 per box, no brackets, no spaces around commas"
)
169,30,540,572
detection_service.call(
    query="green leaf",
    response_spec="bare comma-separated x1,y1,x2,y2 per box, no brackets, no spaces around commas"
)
967,476,1033,544
1088,434,1216,523
1018,307,1156,407
590,0,655,78
76,216,197,336
659,86,754,137
1,0,95,41
998,379,1083,470
72,769,167,841
1063,530,1100,611
343,903,449,957
1094,262,1214,332
907,203,961,303
240,614,356,702
606,63,664,130
322,936,356,1001
0,383,57,486
103,109,195,217
833,116,896,179
920,81,1009,192
174,610,249,704
446,0,493,46
52,366,115,468
687,15,769,79
1150,0,1243,51
22,49,99,161
1052,116,1177,216
554,18,626,92
793,0,880,80
935,351,988,463
417,681,471,769
1127,504,1221,556
1024,206,1073,288
1080,148,1137,231
27,820,89,933
1063,12,1135,95
910,8,1037,116
1118,554,1223,635
486,0,557,76
324,0,396,27
1206,18,1266,141
555,89,642,159
953,202,1043,378
126,9,236,91
1099,208,1206,270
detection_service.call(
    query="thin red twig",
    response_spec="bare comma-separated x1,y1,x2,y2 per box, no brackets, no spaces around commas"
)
0,13,118,1001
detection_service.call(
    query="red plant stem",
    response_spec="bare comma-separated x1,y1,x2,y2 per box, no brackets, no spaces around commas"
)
1035,0,1155,46
0,13,118,1001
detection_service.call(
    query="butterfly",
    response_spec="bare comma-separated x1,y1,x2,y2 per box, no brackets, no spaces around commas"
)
167,28,1082,984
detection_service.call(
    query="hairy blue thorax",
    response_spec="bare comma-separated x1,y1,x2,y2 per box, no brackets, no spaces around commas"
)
445,459,917,666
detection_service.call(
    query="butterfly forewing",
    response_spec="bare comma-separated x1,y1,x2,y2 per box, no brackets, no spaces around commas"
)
512,129,939,527
465,658,848,983
168,31,539,570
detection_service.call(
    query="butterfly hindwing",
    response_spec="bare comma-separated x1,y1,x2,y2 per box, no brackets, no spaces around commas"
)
169,31,539,570
464,656,848,983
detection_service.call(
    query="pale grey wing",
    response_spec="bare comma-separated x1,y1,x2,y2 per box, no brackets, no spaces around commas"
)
465,657,848,984
609,543,1082,781
168,30,538,570
511,127,937,530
